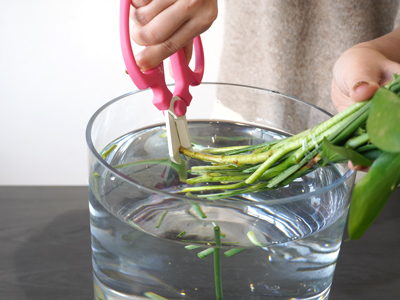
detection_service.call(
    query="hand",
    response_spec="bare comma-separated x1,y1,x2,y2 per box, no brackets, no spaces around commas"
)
331,26,400,113
332,46,397,112
130,0,218,72
331,30,400,171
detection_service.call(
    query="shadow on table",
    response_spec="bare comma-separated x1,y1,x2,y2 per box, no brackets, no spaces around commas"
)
14,209,93,300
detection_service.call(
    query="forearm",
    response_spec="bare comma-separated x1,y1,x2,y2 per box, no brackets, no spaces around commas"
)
356,25,400,63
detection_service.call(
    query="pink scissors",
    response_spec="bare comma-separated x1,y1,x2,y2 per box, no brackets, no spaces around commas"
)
120,0,205,164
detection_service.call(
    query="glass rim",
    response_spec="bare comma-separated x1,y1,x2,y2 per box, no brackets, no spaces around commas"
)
86,82,355,206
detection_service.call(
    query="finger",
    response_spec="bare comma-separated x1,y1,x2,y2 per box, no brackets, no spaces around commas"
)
331,79,355,112
135,20,209,71
183,41,193,64
131,2,192,46
348,161,370,172
333,50,383,102
349,60,400,101
130,0,175,26
136,9,215,71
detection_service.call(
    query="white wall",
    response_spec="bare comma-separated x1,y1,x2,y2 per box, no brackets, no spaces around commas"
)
0,1,225,185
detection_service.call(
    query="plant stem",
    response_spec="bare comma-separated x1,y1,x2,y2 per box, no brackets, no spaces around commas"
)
190,201,207,218
247,231,264,247
155,210,168,228
198,247,214,258
345,133,370,149
185,245,201,250
182,182,247,193
213,222,223,300
180,146,281,166
101,144,117,159
224,248,246,257
144,292,169,300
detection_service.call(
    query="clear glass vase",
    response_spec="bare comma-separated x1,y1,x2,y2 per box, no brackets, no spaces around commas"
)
86,83,355,300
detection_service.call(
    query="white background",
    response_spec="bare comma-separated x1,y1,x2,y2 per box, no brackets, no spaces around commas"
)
0,1,225,185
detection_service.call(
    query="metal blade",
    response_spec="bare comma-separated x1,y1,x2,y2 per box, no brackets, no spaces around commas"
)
174,115,192,149
165,111,182,164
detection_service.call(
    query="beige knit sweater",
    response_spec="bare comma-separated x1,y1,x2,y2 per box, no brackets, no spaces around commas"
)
218,0,400,117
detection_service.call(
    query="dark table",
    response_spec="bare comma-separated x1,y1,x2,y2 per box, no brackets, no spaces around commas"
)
0,186,399,299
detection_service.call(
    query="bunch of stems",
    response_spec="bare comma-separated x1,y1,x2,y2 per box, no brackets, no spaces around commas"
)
179,100,377,200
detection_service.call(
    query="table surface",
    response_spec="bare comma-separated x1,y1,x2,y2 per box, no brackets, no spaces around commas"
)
0,186,399,300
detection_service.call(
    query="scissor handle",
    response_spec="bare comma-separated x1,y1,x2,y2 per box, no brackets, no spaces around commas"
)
120,0,171,111
120,0,204,113
170,36,204,107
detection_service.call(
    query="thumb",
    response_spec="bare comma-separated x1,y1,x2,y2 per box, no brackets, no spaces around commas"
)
348,59,400,101
333,47,388,103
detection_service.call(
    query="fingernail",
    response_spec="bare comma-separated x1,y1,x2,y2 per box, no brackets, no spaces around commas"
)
353,81,369,91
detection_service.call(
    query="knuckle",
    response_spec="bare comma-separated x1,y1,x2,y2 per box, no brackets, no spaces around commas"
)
132,8,149,26
187,0,218,29
202,8,218,27
203,1,219,24
162,40,181,57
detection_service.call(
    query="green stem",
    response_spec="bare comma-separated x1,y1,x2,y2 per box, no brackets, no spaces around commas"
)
144,292,169,300
185,245,201,250
245,102,369,184
180,146,281,166
187,174,250,184
189,201,207,218
329,102,370,145
198,247,215,258
155,210,168,228
345,133,370,149
357,144,377,152
267,147,321,188
101,144,117,159
224,248,246,257
178,231,186,237
195,182,270,200
182,182,247,193
199,145,251,154
213,222,223,300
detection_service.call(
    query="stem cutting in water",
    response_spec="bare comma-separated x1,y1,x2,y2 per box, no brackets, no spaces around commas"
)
213,222,223,300
178,74,400,240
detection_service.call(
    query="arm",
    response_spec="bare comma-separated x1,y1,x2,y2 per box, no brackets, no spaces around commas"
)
130,0,218,72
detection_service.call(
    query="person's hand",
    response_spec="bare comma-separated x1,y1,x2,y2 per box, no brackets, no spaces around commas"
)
332,26,400,113
130,0,218,72
331,45,400,112
331,29,400,171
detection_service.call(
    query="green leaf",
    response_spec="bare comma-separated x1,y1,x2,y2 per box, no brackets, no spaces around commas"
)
348,152,400,240
367,87,400,153
320,140,346,165
321,138,373,166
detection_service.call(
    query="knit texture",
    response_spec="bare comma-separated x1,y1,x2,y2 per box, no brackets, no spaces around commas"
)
218,0,400,117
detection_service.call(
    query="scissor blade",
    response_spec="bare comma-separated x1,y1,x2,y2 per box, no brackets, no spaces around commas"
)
174,115,192,149
165,112,182,164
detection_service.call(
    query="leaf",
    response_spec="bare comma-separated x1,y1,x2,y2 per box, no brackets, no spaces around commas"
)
321,138,373,166
367,87,400,153
348,152,400,240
